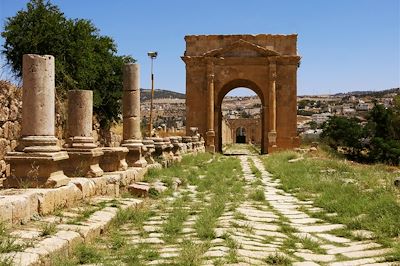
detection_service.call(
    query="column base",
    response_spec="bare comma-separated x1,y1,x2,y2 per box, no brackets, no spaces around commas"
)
206,145,215,153
4,151,69,188
21,136,61,153
268,131,277,147
122,141,147,168
63,148,104,177
100,147,129,172
142,139,156,165
206,130,215,153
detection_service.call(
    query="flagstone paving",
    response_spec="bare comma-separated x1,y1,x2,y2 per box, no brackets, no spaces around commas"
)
90,154,398,265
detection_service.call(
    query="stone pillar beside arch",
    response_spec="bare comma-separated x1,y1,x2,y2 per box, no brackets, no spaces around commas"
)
121,63,148,168
267,58,278,151
5,54,69,188
62,90,104,177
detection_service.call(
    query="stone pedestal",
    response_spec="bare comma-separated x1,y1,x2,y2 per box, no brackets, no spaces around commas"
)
169,136,182,162
205,130,215,153
152,137,168,167
268,131,277,147
100,147,128,172
182,136,193,153
163,137,175,164
199,137,206,152
63,90,103,177
5,54,69,188
143,139,156,164
63,149,104,177
121,63,147,168
177,136,187,154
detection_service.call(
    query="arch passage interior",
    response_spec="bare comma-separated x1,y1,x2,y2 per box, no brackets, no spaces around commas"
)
182,34,301,153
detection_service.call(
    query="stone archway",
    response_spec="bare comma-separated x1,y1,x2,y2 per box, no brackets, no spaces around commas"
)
236,127,246,143
182,34,301,153
216,82,264,153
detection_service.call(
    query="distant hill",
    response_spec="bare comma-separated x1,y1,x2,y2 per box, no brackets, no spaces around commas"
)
140,89,186,101
333,87,399,97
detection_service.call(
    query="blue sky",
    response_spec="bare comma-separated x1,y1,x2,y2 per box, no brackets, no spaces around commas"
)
0,0,399,96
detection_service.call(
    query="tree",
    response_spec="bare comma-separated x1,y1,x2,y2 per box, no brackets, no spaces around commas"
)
1,0,134,127
307,120,318,130
365,102,400,164
321,100,400,165
321,116,365,159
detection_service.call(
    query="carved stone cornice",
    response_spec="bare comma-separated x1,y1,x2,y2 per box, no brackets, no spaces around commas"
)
276,56,301,66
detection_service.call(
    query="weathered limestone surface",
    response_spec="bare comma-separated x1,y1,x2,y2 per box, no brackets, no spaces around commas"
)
142,138,156,165
122,63,147,167
100,147,129,172
63,90,103,178
5,54,69,188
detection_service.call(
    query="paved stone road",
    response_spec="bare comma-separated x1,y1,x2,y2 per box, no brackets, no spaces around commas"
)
98,155,398,265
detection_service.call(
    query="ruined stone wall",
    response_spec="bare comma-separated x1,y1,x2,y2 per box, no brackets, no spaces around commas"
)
0,81,22,178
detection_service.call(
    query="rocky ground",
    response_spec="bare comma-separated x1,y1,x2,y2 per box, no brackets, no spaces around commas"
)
78,147,398,265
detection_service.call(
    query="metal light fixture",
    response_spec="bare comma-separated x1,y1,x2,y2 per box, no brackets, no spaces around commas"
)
148,51,158,137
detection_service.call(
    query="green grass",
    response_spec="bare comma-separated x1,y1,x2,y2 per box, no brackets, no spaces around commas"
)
278,222,298,234
112,207,154,231
248,157,262,178
281,237,297,254
263,149,400,244
248,188,265,201
194,155,244,240
263,252,292,265
233,211,247,220
40,223,57,237
0,223,24,254
74,243,103,264
162,197,190,242
108,229,127,250
176,240,210,265
51,255,77,266
120,244,159,265
298,236,324,253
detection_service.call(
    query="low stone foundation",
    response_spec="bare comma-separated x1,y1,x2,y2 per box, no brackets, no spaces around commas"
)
0,166,146,226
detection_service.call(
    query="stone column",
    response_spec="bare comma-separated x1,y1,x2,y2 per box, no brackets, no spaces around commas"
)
122,63,147,167
21,55,59,152
206,61,215,153
63,90,104,177
5,54,69,188
268,60,277,148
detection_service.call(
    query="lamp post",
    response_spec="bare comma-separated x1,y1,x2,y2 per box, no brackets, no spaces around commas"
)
147,51,158,137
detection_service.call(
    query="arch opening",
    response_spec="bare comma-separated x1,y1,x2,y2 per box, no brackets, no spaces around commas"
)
236,127,246,143
219,84,263,155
